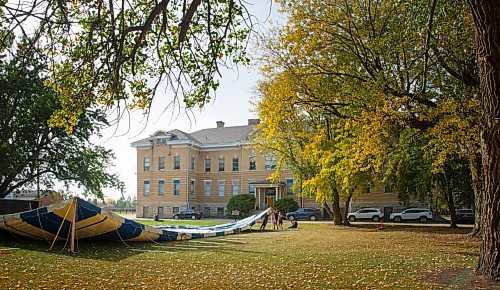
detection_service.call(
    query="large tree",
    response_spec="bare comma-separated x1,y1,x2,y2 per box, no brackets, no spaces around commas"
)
0,53,123,199
0,0,253,132
466,0,500,280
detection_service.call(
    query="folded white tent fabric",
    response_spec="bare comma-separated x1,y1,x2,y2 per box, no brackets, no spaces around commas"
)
0,197,270,243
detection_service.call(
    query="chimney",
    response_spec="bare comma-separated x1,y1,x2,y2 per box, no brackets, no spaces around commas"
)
248,119,260,126
216,121,225,128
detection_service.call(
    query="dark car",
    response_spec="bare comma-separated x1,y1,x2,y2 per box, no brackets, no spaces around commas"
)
286,208,322,221
456,209,474,224
173,210,203,220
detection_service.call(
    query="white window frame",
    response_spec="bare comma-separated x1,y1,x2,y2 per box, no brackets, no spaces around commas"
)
219,157,225,171
218,180,225,197
204,180,212,196
190,179,195,196
173,155,180,170
173,179,180,195
158,156,165,170
232,180,239,195
143,180,150,196
286,179,294,196
158,179,165,195
264,154,277,170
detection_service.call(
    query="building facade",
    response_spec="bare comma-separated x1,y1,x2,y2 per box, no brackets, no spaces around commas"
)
132,120,427,218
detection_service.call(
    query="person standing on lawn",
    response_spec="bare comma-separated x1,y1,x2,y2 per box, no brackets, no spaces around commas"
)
260,212,269,231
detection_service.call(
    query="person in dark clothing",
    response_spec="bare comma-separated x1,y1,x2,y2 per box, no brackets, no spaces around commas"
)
260,213,269,231
288,220,298,229
277,211,283,229
273,211,279,230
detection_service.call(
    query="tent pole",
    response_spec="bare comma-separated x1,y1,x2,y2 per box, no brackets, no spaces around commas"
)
70,197,77,253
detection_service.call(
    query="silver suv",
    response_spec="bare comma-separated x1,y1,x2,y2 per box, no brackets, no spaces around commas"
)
390,208,433,223
347,208,383,222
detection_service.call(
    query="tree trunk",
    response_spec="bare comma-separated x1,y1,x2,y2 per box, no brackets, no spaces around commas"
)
445,190,458,229
332,188,343,225
467,0,500,280
468,153,483,236
343,194,352,226
323,202,334,220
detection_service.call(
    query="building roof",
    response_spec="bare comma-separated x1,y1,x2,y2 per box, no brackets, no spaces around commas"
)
190,125,255,145
130,120,259,148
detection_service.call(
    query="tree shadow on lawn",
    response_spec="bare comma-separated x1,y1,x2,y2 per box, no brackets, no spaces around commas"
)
0,229,264,262
348,224,473,235
0,234,147,261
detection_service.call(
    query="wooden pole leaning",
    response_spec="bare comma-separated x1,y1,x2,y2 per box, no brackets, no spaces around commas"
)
49,199,73,251
70,197,77,253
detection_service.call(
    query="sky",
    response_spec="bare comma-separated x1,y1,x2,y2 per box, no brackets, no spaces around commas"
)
95,2,285,201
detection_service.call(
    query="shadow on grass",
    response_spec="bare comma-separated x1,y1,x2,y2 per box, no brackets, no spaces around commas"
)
0,229,265,262
349,224,473,235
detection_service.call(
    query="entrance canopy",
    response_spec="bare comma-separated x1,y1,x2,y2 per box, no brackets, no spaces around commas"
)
250,180,286,210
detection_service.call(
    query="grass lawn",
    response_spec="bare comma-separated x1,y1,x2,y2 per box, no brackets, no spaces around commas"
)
135,219,228,227
0,222,493,289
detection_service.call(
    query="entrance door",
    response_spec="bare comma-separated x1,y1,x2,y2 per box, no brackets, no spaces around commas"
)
264,188,276,209
266,197,274,209
158,207,164,218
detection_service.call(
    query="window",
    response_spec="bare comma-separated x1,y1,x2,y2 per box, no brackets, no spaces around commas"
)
249,183,256,195
190,179,195,196
264,154,277,170
174,155,180,170
156,138,166,145
205,159,211,172
232,158,239,171
249,155,256,170
158,180,165,195
173,179,180,195
203,207,211,217
143,206,149,217
364,183,372,194
204,181,212,196
219,158,225,171
384,182,394,194
218,181,225,197
286,179,294,196
173,207,179,214
143,180,150,196
158,156,165,170
232,181,239,195
191,157,195,170
217,207,225,217
158,207,164,218
144,157,150,171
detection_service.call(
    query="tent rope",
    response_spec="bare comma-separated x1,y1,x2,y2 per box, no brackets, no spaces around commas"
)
49,199,73,251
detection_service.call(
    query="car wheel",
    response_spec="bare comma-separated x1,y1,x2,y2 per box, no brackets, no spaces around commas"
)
288,215,295,221
394,216,402,222
174,215,179,220
372,216,380,222
349,216,356,222
420,216,428,223
191,215,196,220
310,215,317,221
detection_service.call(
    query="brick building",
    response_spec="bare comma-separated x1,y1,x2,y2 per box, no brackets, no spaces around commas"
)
131,120,426,219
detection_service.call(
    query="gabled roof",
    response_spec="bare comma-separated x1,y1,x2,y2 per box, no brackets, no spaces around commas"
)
130,122,259,148
190,125,255,145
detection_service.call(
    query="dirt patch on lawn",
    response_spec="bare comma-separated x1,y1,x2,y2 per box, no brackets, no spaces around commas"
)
423,268,499,289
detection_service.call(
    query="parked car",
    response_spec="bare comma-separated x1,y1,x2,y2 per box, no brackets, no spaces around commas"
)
456,209,475,224
389,208,433,223
286,208,322,221
347,208,384,222
173,210,203,220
